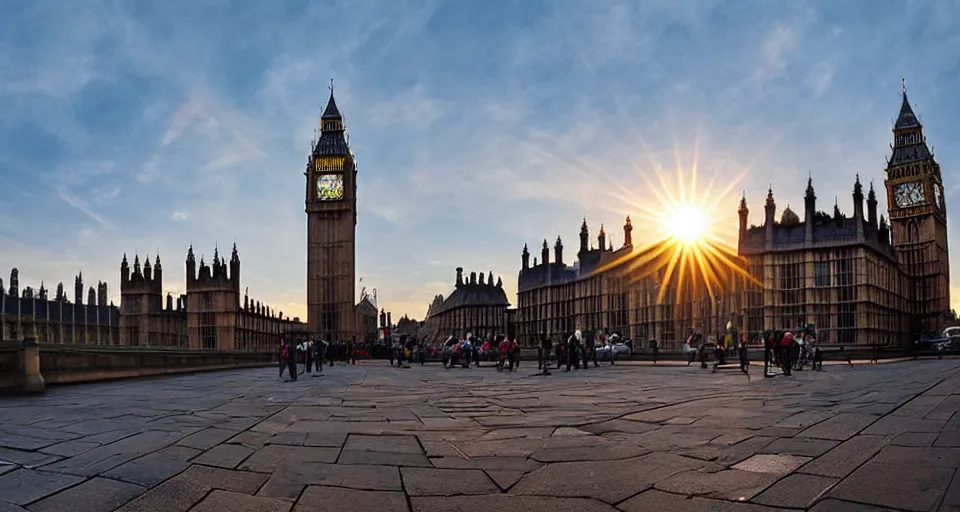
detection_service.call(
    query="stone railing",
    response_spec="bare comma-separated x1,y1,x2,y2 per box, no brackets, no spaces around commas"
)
0,338,45,393
0,339,276,393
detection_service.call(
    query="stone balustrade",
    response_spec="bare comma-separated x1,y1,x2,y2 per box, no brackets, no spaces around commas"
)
0,339,275,393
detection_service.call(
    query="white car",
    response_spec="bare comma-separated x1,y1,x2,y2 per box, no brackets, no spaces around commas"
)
596,342,631,359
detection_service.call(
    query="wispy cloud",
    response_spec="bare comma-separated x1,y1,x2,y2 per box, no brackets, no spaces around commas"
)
3,0,960,319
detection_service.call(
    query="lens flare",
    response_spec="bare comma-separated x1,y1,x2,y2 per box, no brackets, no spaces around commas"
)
587,141,761,304
663,205,708,243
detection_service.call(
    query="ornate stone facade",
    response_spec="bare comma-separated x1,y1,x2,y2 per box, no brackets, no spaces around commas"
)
0,269,118,344
421,268,511,344
515,90,948,347
738,177,914,345
515,218,743,348
884,86,951,333
305,88,361,342
117,244,305,351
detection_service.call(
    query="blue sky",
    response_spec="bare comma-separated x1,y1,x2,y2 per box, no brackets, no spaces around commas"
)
2,0,960,320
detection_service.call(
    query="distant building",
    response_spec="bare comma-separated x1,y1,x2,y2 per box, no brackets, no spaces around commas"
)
355,290,378,343
737,177,913,344
305,88,363,342
736,87,950,342
515,87,950,348
515,217,738,348
1,268,118,344
421,268,511,344
118,244,306,350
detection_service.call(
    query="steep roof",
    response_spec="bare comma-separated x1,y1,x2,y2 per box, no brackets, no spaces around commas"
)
430,281,510,316
313,90,351,157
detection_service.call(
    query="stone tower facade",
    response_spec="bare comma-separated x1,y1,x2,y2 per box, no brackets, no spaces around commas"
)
305,85,358,342
884,83,951,333
185,244,241,349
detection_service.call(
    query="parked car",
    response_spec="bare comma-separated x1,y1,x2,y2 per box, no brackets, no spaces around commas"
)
915,334,950,352
596,341,632,360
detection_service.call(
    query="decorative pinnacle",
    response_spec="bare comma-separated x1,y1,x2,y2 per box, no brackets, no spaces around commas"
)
902,77,907,95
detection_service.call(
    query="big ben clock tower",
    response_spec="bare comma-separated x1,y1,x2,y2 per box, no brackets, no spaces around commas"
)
306,83,358,341
884,81,950,333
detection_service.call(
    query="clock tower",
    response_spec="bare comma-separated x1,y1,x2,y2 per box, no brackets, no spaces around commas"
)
884,82,950,333
306,85,358,341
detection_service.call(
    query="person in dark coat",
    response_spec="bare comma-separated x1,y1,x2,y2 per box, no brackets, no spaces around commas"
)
304,340,314,374
539,336,552,375
284,340,297,381
584,332,598,368
566,330,582,371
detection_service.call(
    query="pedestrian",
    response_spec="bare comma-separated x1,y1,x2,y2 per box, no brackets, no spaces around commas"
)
539,335,552,375
585,332,598,368
284,340,297,381
305,340,314,374
738,338,749,374
497,335,508,370
698,342,708,369
278,339,288,379
566,331,581,372
779,331,794,376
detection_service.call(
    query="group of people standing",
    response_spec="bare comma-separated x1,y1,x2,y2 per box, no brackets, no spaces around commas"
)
434,334,521,371
534,329,620,376
277,338,362,381
682,334,751,374
388,335,426,368
764,329,821,376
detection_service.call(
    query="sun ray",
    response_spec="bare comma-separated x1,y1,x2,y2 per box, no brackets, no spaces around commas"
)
590,158,760,306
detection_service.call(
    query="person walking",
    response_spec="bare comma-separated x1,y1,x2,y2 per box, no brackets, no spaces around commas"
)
738,337,749,374
566,331,582,371
539,336,552,375
585,332,598,368
278,339,288,379
304,340,314,374
284,340,297,381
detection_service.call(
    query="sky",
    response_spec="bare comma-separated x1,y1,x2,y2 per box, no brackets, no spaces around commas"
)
2,0,960,321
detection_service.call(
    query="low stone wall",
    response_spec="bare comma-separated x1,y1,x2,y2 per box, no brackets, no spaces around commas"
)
0,339,277,393
0,340,25,390
38,344,277,385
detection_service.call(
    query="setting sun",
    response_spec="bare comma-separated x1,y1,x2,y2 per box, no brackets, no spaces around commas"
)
663,205,709,242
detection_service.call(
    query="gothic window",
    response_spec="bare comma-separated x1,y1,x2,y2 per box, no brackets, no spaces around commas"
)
200,312,217,349
814,262,831,287
907,221,919,243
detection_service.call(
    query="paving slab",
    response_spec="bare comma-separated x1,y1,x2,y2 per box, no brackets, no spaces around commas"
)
619,489,778,511
410,495,618,512
293,486,407,512
0,469,83,506
654,468,779,501
828,461,955,511
189,490,291,512
0,359,958,512
25,476,144,512
751,473,838,508
400,467,499,496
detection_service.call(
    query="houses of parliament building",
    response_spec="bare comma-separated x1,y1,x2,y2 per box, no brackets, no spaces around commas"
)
2,87,380,350
1,244,307,350
514,87,951,347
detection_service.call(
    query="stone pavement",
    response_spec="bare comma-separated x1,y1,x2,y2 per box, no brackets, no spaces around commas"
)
1,360,959,512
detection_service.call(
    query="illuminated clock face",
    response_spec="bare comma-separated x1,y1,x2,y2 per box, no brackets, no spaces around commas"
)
317,174,344,201
934,183,943,209
894,181,925,208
